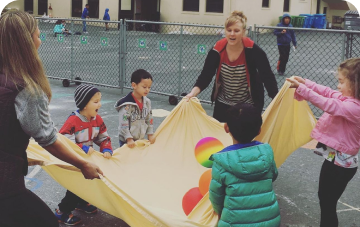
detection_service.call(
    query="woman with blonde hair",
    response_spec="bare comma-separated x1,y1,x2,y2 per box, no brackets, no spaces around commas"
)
186,11,278,121
0,10,102,227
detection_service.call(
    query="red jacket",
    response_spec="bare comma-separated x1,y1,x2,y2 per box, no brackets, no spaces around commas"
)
59,111,113,154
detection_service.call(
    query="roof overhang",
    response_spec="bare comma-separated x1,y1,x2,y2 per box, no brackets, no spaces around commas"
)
322,0,346,3
328,2,351,10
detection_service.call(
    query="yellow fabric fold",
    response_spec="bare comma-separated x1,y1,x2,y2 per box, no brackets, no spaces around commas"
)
26,80,316,226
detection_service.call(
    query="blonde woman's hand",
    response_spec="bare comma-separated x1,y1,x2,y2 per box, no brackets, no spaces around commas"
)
185,92,196,101
185,87,201,102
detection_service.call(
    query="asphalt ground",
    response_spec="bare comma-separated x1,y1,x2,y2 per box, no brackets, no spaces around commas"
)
25,79,360,227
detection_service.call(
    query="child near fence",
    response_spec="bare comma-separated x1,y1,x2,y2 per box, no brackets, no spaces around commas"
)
286,58,360,227
103,8,110,31
53,20,70,37
274,13,297,76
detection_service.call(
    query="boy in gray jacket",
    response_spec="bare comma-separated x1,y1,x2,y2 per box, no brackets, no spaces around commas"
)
115,69,155,148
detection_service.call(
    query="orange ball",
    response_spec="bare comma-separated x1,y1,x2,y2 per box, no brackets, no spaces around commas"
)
199,169,212,196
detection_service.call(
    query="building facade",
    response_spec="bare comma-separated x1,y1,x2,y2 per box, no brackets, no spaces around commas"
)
4,0,357,27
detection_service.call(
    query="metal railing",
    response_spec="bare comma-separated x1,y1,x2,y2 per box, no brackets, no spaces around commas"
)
36,17,359,117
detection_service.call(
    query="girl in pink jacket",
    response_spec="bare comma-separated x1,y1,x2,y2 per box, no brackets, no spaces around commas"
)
287,58,360,227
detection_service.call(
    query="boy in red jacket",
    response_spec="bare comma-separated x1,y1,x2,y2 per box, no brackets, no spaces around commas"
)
54,84,113,225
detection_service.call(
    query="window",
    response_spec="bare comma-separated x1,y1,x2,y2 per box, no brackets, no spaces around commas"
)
72,0,82,17
25,0,34,14
323,7,327,15
88,0,99,18
262,0,270,8
38,0,48,15
206,0,224,13
283,0,290,12
183,0,199,12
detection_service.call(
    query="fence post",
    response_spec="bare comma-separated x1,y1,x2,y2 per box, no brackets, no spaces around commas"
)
119,20,122,92
177,25,184,98
122,20,127,94
248,26,252,39
253,24,257,44
71,20,74,81
341,32,346,61
349,33,353,59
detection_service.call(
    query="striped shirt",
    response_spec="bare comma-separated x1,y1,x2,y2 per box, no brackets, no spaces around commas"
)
217,50,254,106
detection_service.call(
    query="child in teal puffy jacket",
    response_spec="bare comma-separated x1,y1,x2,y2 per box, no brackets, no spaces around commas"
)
209,103,280,227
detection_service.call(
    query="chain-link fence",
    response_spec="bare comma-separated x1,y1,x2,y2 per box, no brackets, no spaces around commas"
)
254,25,360,116
36,17,360,117
36,18,123,88
123,20,225,102
123,20,252,103
346,33,360,59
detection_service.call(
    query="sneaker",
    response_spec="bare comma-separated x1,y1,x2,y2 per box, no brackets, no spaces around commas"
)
83,31,88,34
75,203,98,214
55,209,81,226
277,71,284,76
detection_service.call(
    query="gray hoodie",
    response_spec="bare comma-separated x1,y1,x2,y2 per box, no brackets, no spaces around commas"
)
114,92,154,142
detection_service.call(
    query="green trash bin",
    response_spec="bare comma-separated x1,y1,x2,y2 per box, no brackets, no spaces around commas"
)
295,16,304,27
294,16,300,27
291,16,297,26
295,16,305,27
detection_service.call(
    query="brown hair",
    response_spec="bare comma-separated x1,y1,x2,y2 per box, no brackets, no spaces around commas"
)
0,9,51,100
338,58,360,99
225,10,247,29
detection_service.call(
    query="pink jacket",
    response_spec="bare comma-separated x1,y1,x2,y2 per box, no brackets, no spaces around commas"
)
294,79,360,155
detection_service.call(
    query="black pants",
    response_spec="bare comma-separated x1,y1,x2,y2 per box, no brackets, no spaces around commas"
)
58,190,88,214
0,189,58,227
213,100,232,123
277,45,291,73
318,159,357,227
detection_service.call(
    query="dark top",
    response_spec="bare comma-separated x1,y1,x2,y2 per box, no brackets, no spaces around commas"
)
194,37,278,111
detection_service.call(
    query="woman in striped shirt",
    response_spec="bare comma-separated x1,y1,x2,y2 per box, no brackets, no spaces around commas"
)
186,11,278,122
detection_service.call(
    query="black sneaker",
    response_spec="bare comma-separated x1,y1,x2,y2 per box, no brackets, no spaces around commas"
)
54,209,81,226
75,203,98,214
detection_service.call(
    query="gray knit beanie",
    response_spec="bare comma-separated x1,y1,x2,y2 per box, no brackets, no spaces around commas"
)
74,84,100,110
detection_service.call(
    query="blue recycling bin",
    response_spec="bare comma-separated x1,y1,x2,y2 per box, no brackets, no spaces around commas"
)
299,14,314,28
313,14,326,29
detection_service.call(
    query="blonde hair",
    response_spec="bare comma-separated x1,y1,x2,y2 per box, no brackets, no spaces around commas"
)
338,58,360,100
0,9,51,100
225,11,247,29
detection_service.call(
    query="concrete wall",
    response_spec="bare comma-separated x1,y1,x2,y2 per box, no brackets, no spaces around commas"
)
48,0,70,17
234,0,317,26
4,0,24,11
160,0,230,26
5,0,356,26
160,0,318,27
99,0,118,20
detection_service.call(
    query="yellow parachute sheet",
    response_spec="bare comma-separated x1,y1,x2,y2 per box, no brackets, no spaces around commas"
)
26,80,316,227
